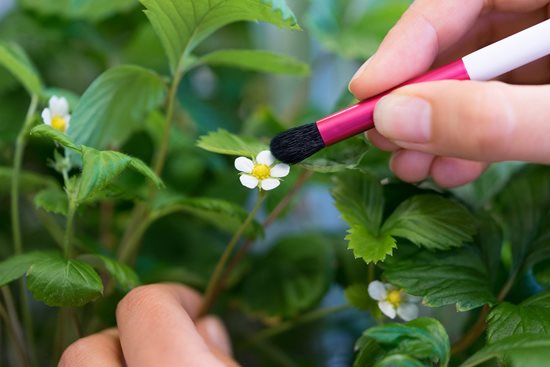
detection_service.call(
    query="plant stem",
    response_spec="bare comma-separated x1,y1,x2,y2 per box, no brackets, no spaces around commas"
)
0,299,29,367
254,304,350,341
64,201,77,258
199,192,267,317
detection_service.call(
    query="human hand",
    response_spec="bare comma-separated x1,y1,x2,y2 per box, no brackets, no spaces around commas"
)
59,284,239,367
349,0,550,187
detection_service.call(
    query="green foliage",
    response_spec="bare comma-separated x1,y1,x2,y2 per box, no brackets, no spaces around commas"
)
0,251,54,287
79,254,140,290
299,137,369,173
239,234,333,318
0,41,42,95
34,187,69,215
0,167,57,193
194,49,310,75
20,0,138,22
26,252,104,307
345,283,379,313
68,65,167,150
30,124,81,151
197,129,268,158
141,0,300,74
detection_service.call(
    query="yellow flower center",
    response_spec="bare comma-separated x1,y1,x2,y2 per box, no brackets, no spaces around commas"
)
51,116,66,132
251,164,271,180
386,290,402,307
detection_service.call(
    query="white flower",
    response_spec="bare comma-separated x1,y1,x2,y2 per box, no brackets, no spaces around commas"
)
234,150,290,191
42,96,71,133
368,280,421,321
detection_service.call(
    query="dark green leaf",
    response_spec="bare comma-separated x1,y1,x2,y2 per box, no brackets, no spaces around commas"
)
30,124,81,151
34,187,68,215
194,49,309,75
345,283,379,313
68,65,167,151
533,260,550,286
487,291,550,343
382,195,476,251
332,172,394,263
460,334,550,367
27,253,103,307
0,167,57,193
20,0,138,22
384,247,497,311
0,251,53,287
375,355,425,367
79,255,140,290
0,41,42,95
240,234,333,318
299,136,369,173
354,336,384,367
196,129,268,158
141,0,300,74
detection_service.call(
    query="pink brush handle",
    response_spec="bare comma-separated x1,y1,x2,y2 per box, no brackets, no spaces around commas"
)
316,59,470,146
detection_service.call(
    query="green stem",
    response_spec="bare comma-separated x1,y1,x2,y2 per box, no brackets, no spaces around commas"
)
199,192,267,317
254,304,350,341
64,201,77,258
0,298,29,367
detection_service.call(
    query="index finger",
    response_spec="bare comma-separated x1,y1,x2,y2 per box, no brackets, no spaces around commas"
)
348,0,550,99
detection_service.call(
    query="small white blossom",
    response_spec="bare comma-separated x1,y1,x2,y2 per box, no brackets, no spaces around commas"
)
368,280,421,321
41,96,71,133
234,150,290,191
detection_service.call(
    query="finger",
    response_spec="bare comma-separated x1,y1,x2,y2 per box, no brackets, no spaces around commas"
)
58,329,123,367
390,150,435,183
196,317,240,367
366,130,400,151
116,284,228,367
373,81,550,163
349,0,550,99
430,157,487,188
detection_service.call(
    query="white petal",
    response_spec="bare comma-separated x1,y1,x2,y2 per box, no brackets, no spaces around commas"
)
378,301,396,319
240,174,259,189
397,303,419,321
41,108,51,125
234,157,254,173
260,178,280,191
368,281,387,301
270,163,290,178
256,150,275,166
50,96,69,116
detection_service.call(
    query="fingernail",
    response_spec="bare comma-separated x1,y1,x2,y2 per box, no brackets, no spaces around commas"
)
348,56,373,90
374,95,432,143
202,317,232,355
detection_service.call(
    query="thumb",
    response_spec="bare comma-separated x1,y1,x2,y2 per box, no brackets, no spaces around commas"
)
373,81,550,163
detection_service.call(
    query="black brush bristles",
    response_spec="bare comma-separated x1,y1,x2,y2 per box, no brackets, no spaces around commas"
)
270,123,325,164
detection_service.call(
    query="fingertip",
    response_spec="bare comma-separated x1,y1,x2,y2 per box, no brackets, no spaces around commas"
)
431,157,487,188
390,150,434,183
196,316,233,356
366,129,400,151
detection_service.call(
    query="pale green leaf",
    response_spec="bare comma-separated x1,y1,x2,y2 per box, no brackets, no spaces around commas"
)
0,167,57,193
0,251,54,287
30,124,81,152
0,41,42,95
27,253,103,307
20,0,138,22
151,194,263,238
196,129,267,158
487,291,550,343
34,187,68,216
79,254,140,290
384,247,497,311
240,234,333,318
299,136,368,173
460,334,550,367
68,65,167,151
374,355,425,367
194,49,309,75
382,195,476,251
140,0,300,74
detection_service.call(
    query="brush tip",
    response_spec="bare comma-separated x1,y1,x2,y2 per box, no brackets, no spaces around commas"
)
270,123,325,164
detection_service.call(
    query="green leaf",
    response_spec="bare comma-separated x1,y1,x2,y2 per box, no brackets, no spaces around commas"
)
533,260,550,286
79,254,140,291
240,234,333,318
332,172,395,263
460,334,550,367
0,167,57,193
196,129,268,158
299,136,369,173
375,355,425,367
487,291,550,343
26,252,103,307
77,146,163,204
151,194,263,239
0,251,53,287
384,246,497,311
354,336,384,367
0,41,42,95
308,0,410,59
68,65,167,151
30,124,81,152
34,187,68,216
140,0,300,74
365,318,450,367
382,195,476,251
20,0,138,22
194,49,309,75
345,283,379,312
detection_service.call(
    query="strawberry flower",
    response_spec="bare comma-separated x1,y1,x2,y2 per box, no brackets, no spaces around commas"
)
234,150,290,191
41,96,71,133
368,280,421,321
